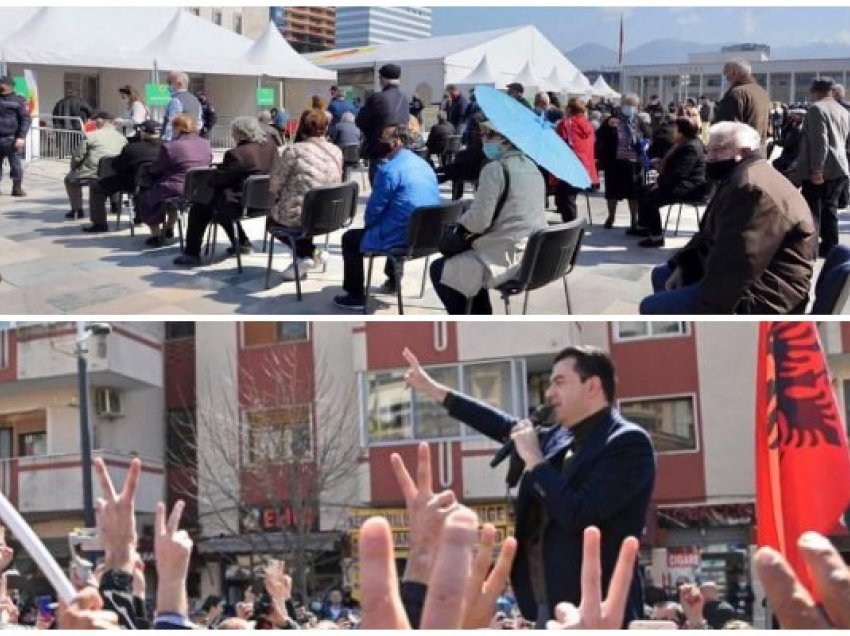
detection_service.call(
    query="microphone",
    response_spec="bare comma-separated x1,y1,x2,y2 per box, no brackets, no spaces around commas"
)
490,404,554,468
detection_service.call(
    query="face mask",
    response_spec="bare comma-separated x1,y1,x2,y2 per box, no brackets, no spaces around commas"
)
706,158,739,182
168,86,176,97
482,141,504,161
621,105,637,118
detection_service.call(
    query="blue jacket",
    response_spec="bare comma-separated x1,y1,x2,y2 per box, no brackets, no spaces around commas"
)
360,148,440,252
444,392,656,627
328,97,357,126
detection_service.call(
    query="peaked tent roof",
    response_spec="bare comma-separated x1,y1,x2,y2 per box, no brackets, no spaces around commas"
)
455,54,500,86
240,21,335,81
565,72,593,95
592,75,621,99
0,6,334,81
542,65,576,92
512,61,546,89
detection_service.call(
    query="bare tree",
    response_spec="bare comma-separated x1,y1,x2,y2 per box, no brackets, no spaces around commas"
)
168,341,360,598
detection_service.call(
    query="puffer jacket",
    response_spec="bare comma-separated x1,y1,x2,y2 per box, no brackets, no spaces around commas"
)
269,137,343,227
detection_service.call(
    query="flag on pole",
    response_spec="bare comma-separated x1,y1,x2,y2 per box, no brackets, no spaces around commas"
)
618,13,625,66
755,322,850,595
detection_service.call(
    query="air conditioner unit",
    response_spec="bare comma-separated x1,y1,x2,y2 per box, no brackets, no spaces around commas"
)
94,388,124,418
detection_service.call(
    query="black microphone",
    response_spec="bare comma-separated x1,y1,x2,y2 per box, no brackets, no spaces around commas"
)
490,404,554,468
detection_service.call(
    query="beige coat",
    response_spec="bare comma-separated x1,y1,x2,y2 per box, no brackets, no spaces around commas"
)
439,150,547,297
269,138,343,227
70,125,127,179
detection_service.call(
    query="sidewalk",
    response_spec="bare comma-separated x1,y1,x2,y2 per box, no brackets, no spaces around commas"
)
0,159,832,315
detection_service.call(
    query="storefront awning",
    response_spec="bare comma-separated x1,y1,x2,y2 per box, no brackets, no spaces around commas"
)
198,531,339,555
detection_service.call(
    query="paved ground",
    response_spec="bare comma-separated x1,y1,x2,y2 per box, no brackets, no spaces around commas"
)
0,158,835,315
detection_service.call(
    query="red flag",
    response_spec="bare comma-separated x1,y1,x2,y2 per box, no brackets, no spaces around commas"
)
618,13,624,66
755,322,850,594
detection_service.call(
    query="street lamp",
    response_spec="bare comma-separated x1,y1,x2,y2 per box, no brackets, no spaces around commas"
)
75,322,112,528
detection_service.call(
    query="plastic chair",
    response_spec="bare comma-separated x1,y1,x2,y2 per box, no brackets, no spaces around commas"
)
77,155,122,220
206,175,272,274
362,200,466,315
264,181,359,299
664,191,710,237
810,244,850,314
441,135,462,166
489,219,587,315
340,143,366,188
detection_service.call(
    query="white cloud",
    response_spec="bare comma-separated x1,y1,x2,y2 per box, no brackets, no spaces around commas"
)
674,10,701,28
741,9,757,36
830,30,850,46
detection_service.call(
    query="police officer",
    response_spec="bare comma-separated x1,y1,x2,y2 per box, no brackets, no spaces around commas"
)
0,75,31,197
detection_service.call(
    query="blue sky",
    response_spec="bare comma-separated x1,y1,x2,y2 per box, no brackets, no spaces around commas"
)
431,7,850,51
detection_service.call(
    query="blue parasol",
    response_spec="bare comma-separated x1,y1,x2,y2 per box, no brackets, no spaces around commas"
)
474,84,591,189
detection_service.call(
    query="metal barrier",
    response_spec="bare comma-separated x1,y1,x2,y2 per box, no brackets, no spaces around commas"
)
33,126,85,161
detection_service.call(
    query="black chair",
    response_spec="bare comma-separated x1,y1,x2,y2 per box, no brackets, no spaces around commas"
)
810,244,850,314
206,175,272,274
441,135,462,166
341,144,366,188
664,191,710,237
264,181,359,300
362,200,466,315
77,155,122,220
489,219,586,315
125,161,158,237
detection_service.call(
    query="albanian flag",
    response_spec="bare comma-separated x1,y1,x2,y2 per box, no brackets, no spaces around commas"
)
755,322,850,594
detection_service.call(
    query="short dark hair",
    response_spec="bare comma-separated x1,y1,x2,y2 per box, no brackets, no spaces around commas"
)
675,116,699,139
552,346,616,403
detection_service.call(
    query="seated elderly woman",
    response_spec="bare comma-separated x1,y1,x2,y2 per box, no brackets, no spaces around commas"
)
429,118,549,314
139,114,212,246
268,108,343,281
173,116,278,267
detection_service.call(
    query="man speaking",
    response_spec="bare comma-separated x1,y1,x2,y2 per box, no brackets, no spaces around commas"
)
403,346,656,626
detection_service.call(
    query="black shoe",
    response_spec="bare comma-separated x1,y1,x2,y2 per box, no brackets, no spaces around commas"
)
638,237,666,248
145,235,164,247
82,223,109,233
603,218,614,229
379,279,397,294
10,182,25,197
173,254,202,267
132,216,143,226
65,209,84,219
626,226,651,237
225,244,253,257
333,294,365,311
164,229,175,239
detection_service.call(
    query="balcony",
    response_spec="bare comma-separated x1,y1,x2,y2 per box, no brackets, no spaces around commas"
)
0,450,164,516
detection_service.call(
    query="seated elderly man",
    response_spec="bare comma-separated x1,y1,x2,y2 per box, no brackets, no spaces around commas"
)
331,111,361,148
640,121,816,315
64,112,127,220
332,124,440,310
82,119,162,233
257,110,283,147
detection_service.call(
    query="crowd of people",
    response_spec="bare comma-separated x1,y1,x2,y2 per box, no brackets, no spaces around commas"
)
2,55,850,313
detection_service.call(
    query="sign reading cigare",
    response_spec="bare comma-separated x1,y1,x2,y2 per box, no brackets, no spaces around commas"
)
256,88,275,108
145,83,171,107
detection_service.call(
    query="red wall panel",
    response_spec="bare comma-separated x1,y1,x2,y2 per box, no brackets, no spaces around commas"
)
363,323,458,370
164,339,196,409
368,441,464,505
0,330,17,384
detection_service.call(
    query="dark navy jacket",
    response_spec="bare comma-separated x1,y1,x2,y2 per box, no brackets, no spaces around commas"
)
444,391,656,626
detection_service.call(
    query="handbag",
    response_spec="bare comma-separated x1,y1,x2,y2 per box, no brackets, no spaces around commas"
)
439,163,510,257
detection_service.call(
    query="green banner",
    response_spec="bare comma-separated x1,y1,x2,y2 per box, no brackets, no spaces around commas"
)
145,83,171,107
13,77,27,97
256,87,275,108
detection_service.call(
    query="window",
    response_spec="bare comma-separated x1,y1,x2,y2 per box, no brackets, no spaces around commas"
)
245,405,312,464
63,72,99,110
212,9,223,25
363,359,519,445
243,322,309,347
619,396,697,452
615,322,689,341
18,432,46,457
233,12,243,34
165,322,195,340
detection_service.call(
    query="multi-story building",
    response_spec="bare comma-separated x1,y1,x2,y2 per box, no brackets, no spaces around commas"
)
182,6,269,38
269,7,335,53
335,7,431,48
0,322,166,597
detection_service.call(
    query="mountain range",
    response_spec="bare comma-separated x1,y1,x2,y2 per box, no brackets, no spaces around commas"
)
566,38,850,70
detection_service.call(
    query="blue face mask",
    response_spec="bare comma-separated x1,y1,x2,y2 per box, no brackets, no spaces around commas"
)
168,85,177,97
482,141,504,161
621,105,637,118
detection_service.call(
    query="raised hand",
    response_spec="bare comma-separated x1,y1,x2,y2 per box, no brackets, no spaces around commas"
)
547,526,639,630
154,500,192,618
679,583,705,627
94,457,141,573
402,348,447,402
391,442,458,583
57,587,119,630
264,559,293,627
461,524,518,629
0,528,13,572
755,531,850,629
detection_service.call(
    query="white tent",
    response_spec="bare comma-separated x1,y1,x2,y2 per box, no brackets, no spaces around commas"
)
240,21,335,81
307,25,580,105
542,66,576,93
455,54,500,87
592,75,621,99
565,72,593,96
512,61,546,92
